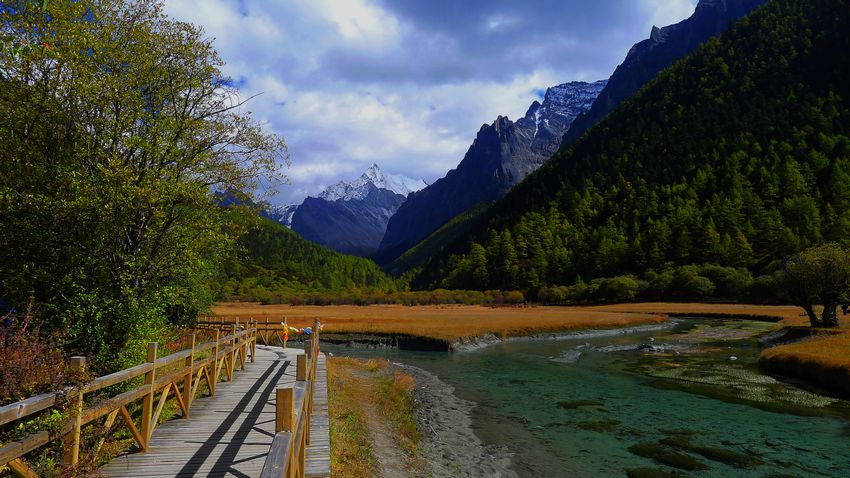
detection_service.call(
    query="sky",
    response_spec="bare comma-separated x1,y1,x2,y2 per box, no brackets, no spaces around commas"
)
163,0,698,206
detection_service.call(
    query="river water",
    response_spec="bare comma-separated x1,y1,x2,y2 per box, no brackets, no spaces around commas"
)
325,318,850,477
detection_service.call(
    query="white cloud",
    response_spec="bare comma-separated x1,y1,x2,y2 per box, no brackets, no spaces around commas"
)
163,0,699,206
639,0,699,31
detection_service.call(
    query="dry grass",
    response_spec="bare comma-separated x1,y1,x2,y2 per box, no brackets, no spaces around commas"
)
217,301,850,396
327,358,375,478
761,330,850,367
327,357,421,478
760,329,850,395
210,303,666,343
586,303,809,325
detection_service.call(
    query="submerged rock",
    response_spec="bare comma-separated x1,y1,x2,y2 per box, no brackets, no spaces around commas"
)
628,443,708,471
625,468,685,478
551,349,582,363
557,400,604,410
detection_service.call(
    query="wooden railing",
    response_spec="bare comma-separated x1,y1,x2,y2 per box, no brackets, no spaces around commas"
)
197,316,304,348
0,326,257,477
260,319,321,478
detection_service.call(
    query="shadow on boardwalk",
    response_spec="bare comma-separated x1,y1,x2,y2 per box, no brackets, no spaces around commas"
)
102,346,328,478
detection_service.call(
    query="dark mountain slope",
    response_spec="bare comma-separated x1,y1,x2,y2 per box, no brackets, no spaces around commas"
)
292,185,406,256
561,0,767,146
377,81,605,264
418,0,850,292
278,164,425,256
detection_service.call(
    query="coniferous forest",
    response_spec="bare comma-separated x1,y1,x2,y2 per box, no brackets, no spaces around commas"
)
417,0,850,303
221,217,398,303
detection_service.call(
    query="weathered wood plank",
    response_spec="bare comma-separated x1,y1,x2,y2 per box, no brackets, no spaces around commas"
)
260,432,293,478
0,392,63,428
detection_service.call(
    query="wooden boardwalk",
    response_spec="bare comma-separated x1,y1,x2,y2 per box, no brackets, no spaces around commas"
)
101,345,330,478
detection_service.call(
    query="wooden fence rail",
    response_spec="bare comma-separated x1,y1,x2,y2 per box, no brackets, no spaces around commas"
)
196,316,317,349
0,326,258,477
261,319,321,478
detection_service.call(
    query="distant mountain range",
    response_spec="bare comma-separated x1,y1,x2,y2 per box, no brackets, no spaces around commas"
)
377,0,768,274
376,80,607,263
270,164,426,256
561,0,767,146
266,0,770,274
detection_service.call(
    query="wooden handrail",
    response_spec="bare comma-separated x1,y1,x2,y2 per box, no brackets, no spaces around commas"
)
196,317,321,350
260,319,321,478
0,327,258,476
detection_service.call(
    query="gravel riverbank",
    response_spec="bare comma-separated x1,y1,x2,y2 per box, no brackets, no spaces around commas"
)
393,362,518,478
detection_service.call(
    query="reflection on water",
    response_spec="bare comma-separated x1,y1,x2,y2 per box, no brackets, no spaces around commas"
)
325,318,850,478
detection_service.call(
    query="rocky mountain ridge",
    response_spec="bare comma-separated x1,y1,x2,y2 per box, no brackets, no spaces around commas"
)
377,80,606,262
561,0,767,146
319,163,426,202
272,164,426,255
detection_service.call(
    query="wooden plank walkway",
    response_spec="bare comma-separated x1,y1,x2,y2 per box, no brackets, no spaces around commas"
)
101,345,330,478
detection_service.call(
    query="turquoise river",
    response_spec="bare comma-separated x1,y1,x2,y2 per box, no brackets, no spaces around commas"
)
326,318,850,477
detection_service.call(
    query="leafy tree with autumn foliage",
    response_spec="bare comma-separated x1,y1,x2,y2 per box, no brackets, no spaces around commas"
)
782,244,850,327
0,0,287,369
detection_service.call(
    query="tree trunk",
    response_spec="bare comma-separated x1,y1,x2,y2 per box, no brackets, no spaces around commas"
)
802,303,822,327
821,301,840,328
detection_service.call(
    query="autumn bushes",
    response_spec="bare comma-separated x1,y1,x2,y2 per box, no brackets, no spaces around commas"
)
0,304,81,405
228,263,771,307
230,287,527,306
537,264,775,304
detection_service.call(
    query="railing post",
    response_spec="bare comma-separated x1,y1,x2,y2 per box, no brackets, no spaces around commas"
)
141,342,157,449
212,329,220,396
251,325,256,363
228,325,237,380
243,325,248,370
183,333,195,416
298,429,306,477
305,380,313,446
296,354,307,382
63,356,85,466
304,340,312,362
239,326,246,372
275,387,294,433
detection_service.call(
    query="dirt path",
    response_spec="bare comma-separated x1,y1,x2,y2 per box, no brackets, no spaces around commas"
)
345,367,424,478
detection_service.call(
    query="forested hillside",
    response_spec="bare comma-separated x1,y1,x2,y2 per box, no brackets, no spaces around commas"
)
420,0,850,301
221,217,397,303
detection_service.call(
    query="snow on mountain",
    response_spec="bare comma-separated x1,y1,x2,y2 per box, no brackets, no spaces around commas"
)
379,80,607,260
264,204,298,228
318,164,427,201
539,80,607,126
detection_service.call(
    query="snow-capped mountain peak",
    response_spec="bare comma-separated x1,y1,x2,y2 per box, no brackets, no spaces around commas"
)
538,80,607,127
318,164,427,201
264,204,298,228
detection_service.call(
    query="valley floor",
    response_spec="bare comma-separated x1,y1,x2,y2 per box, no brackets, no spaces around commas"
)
212,301,850,398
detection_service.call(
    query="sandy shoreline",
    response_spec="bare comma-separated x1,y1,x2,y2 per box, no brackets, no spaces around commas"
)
393,362,518,478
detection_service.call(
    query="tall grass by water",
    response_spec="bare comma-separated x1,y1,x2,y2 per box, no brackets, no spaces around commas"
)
210,303,665,344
